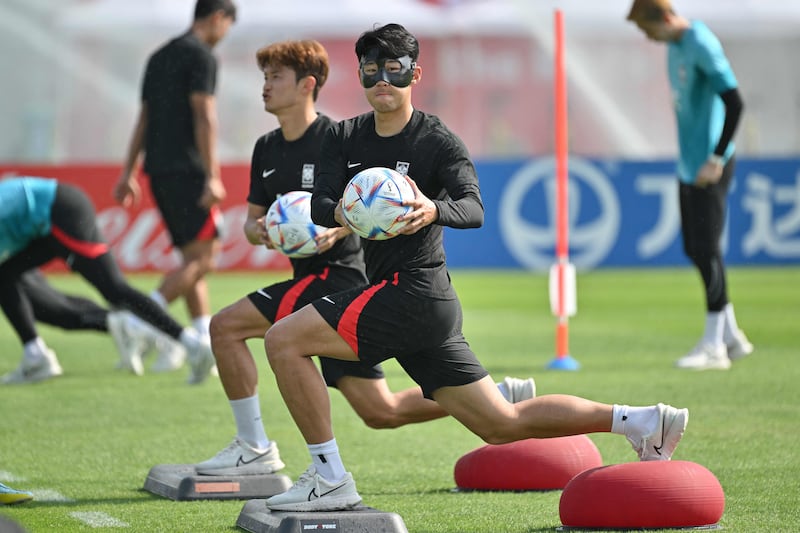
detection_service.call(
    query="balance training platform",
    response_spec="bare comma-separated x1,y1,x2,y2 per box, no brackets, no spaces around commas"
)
143,464,292,501
237,499,409,533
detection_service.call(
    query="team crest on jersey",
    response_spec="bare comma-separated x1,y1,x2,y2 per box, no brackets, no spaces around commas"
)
301,164,315,189
395,161,410,176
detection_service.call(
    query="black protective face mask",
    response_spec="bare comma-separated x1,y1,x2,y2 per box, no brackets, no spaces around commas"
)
359,50,415,88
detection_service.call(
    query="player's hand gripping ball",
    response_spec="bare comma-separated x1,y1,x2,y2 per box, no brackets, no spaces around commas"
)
341,167,415,240
265,191,326,258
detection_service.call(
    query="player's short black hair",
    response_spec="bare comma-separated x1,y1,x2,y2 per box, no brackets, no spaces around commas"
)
354,23,419,62
194,0,237,22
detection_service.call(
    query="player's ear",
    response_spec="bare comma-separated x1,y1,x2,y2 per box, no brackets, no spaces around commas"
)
411,64,422,85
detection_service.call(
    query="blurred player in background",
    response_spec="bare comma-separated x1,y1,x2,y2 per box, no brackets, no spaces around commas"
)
627,0,753,370
262,23,688,512
0,177,216,384
112,0,237,372
194,39,536,476
0,269,155,382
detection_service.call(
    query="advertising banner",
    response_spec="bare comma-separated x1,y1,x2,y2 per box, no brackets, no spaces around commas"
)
2,158,798,271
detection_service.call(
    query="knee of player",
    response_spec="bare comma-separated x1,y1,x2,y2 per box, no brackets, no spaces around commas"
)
209,309,238,341
264,322,294,365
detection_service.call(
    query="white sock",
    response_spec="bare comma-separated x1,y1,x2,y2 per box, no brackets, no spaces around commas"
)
308,438,346,483
230,395,270,450
179,328,200,349
722,303,739,342
192,316,212,338
701,311,724,346
611,404,659,439
149,290,168,310
23,337,49,361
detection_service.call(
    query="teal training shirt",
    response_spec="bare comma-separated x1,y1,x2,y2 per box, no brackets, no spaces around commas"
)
0,177,58,264
668,20,738,184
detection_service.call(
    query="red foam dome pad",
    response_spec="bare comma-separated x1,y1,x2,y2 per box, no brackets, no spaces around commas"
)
559,461,725,529
454,436,603,491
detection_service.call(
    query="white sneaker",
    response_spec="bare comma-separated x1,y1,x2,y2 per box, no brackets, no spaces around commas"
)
1,349,63,384
184,331,216,385
150,335,187,373
629,403,689,461
266,466,361,512
195,438,285,476
675,342,730,370
501,376,536,402
108,311,148,376
726,329,754,361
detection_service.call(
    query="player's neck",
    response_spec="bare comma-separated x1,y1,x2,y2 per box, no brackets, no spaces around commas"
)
278,105,318,142
373,106,413,138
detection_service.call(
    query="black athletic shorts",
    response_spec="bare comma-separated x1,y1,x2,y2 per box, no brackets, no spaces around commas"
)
247,266,384,387
312,272,489,399
149,172,222,247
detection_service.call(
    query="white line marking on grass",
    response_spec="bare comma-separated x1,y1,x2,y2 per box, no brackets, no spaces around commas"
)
70,512,129,528
0,471,26,482
30,489,74,502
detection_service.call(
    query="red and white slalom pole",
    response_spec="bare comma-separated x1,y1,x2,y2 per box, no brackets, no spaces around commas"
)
547,9,579,371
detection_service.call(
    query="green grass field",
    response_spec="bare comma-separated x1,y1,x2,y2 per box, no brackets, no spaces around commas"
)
1,267,798,532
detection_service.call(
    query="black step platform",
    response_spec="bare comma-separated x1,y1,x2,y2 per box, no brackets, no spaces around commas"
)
143,464,292,501
236,498,409,533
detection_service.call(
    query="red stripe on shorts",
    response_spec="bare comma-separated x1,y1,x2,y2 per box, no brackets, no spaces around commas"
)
196,205,222,241
275,267,330,322
337,276,396,356
51,225,108,259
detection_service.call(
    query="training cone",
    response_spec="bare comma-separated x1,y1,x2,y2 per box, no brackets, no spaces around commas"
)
559,461,725,529
454,436,603,491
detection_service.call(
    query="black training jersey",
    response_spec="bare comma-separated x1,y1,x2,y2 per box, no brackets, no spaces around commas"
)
248,114,364,279
312,109,484,299
141,31,217,177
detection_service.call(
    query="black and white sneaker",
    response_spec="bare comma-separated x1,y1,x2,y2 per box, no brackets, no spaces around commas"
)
631,403,689,461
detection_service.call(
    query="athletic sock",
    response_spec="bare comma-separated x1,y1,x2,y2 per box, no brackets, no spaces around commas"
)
149,290,168,310
230,395,270,450
192,315,212,339
701,311,725,347
23,337,49,362
722,303,740,342
308,438,346,483
611,404,659,439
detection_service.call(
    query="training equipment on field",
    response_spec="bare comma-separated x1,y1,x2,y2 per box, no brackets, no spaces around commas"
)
237,499,408,533
548,8,580,372
341,167,414,240
265,191,326,258
454,436,602,491
143,464,291,501
559,461,725,529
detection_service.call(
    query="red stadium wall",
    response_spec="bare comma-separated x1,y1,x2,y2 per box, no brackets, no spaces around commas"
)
0,164,291,272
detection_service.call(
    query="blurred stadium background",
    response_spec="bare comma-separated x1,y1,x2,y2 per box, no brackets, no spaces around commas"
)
1,0,799,271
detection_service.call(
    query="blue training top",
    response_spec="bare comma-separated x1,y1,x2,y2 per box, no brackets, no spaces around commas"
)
0,177,58,264
668,20,738,184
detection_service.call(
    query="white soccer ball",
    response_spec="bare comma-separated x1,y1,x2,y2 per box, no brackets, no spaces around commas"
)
341,167,414,240
265,191,326,258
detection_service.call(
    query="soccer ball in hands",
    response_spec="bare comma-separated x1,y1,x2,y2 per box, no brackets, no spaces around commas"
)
265,191,326,258
341,167,414,240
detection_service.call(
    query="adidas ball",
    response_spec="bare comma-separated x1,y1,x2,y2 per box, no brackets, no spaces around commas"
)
341,167,414,240
265,191,326,258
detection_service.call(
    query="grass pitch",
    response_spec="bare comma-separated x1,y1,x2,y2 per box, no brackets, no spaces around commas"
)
1,267,798,532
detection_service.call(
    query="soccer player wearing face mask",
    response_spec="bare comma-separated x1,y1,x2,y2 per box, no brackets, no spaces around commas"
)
263,23,688,512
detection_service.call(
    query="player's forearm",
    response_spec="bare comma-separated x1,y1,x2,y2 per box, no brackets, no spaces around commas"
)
193,102,221,183
712,88,744,157
121,107,147,178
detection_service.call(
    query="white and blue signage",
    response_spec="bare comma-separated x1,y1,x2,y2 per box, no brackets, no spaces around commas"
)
445,157,800,269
